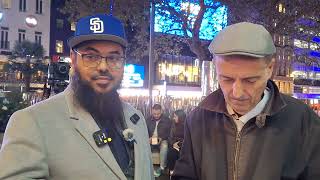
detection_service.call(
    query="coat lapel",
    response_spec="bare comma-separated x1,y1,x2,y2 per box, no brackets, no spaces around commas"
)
63,86,127,180
123,104,153,180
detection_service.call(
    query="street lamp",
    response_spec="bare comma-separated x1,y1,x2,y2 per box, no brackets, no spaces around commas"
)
25,15,38,27
149,0,155,113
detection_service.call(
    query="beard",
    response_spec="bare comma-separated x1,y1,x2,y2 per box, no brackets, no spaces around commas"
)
70,68,125,131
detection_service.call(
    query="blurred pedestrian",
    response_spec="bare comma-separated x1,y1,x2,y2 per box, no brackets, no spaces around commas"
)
146,103,172,177
167,109,186,175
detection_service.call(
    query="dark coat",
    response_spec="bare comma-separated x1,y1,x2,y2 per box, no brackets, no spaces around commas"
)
146,115,172,140
168,122,185,147
172,80,320,180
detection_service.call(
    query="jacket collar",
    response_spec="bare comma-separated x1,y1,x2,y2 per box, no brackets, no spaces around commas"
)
199,80,287,127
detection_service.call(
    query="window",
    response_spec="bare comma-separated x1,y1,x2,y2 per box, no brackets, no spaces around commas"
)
56,19,64,29
310,43,319,51
277,3,286,13
35,31,42,45
278,35,282,45
1,0,11,9
18,29,26,42
284,36,291,46
294,39,308,49
278,3,283,12
56,40,63,53
36,0,42,14
70,22,76,31
19,0,26,12
0,27,9,49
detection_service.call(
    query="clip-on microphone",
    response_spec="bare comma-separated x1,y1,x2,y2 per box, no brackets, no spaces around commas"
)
93,129,112,147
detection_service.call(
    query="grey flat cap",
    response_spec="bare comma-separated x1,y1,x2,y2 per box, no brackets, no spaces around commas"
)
208,22,276,58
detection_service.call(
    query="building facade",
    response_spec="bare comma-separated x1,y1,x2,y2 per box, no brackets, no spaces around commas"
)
0,0,50,58
0,0,51,91
49,0,74,62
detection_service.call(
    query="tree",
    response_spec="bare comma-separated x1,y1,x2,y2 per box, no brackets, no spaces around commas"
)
154,0,228,62
7,40,46,92
60,0,188,61
0,90,28,132
61,0,320,69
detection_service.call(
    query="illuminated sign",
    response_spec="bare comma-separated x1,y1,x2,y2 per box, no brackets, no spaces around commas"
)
155,1,227,40
25,15,38,27
310,51,320,58
294,93,320,99
313,36,320,43
122,64,144,88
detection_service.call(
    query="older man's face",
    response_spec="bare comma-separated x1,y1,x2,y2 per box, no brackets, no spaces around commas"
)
215,55,274,115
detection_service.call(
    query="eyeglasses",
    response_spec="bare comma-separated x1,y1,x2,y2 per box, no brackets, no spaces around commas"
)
73,49,125,70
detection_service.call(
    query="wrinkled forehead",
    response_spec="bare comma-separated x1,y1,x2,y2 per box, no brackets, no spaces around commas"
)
215,55,269,77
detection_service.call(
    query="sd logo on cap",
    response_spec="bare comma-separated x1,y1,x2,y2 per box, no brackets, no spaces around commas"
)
68,14,127,49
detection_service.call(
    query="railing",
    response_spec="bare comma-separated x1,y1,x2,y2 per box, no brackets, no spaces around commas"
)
0,72,47,84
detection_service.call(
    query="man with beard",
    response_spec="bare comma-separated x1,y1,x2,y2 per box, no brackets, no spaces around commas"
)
0,14,154,180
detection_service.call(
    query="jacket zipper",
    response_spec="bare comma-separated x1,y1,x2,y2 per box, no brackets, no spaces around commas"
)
228,114,242,180
233,131,241,180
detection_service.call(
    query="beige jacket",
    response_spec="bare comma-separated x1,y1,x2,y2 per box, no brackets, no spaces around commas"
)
0,86,154,180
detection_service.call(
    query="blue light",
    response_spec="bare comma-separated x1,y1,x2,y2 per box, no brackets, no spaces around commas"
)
294,93,320,99
292,63,320,72
294,48,305,56
313,36,320,43
155,1,227,40
310,51,320,58
122,64,144,88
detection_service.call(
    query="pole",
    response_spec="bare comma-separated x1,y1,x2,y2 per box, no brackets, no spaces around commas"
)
148,0,155,113
110,0,114,16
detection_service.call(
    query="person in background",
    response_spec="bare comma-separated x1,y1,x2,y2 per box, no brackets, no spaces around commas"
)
167,109,186,176
146,103,172,177
172,22,320,180
0,14,154,180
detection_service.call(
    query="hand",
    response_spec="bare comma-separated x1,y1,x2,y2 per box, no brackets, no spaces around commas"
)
173,141,180,150
150,137,160,145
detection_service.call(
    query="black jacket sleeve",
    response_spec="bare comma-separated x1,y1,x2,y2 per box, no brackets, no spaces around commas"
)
301,107,320,180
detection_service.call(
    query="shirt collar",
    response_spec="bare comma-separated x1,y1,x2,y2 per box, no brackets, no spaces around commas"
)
227,89,270,124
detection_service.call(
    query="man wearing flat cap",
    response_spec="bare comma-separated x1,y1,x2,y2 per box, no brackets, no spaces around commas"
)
0,14,154,180
172,22,320,180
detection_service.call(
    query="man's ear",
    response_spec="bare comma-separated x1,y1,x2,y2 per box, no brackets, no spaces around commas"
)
268,57,276,79
69,50,76,76
70,50,77,67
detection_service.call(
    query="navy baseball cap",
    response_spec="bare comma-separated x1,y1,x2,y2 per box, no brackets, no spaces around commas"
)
68,14,127,49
